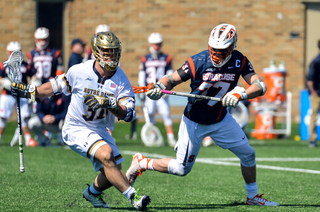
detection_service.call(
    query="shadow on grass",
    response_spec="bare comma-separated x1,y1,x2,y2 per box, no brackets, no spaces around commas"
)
112,201,320,211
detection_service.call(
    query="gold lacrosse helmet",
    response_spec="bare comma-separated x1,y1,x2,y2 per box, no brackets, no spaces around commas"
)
91,31,122,71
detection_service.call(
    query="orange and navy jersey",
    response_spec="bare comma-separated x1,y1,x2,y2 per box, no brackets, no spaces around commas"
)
27,46,64,84
0,61,33,95
139,53,173,85
179,49,255,125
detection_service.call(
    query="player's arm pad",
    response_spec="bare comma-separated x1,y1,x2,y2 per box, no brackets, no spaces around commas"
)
177,67,191,82
122,99,136,122
252,79,267,96
162,74,176,90
50,78,62,95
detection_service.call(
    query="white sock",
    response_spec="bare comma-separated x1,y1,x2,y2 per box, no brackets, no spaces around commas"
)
167,132,174,139
24,133,31,142
89,183,102,195
139,158,154,170
122,186,136,200
245,182,258,199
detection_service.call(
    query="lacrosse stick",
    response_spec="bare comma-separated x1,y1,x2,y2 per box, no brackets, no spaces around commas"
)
132,83,222,101
4,51,25,173
141,107,164,147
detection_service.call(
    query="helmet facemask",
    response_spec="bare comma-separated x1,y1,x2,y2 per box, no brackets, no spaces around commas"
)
91,31,122,71
208,43,235,67
35,38,49,50
208,24,237,67
149,43,162,55
34,27,50,51
96,47,121,71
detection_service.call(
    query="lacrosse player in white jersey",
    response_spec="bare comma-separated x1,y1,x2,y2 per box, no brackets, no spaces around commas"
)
11,31,150,211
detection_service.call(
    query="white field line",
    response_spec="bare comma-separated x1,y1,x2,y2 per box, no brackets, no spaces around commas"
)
122,151,320,174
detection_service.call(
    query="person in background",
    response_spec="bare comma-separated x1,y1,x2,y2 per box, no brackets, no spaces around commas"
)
0,41,37,147
28,27,65,140
126,23,279,207
306,39,320,148
137,32,177,147
83,24,110,62
28,27,64,85
28,94,68,146
68,38,86,69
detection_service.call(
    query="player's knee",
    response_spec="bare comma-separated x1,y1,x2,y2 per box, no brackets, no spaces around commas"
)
98,146,115,165
21,118,29,128
28,116,42,130
168,159,192,176
240,146,256,167
162,114,173,126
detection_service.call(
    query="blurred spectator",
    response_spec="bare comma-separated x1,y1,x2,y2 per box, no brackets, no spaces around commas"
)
28,27,64,85
83,24,110,62
306,39,320,148
137,32,176,147
0,41,36,146
28,94,69,146
68,38,86,68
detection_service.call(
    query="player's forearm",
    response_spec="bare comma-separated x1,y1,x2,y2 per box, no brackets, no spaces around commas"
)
159,70,183,90
108,104,126,119
243,73,266,99
245,84,264,99
35,82,55,98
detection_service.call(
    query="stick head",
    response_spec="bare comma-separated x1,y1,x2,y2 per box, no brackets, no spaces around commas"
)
4,51,24,83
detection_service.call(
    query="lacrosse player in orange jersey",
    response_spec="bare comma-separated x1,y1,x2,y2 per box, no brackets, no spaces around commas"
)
127,24,279,207
28,27,64,84
137,32,177,147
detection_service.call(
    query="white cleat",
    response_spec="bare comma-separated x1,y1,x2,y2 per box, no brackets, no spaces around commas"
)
246,194,279,206
126,153,146,186
130,191,151,211
83,186,110,208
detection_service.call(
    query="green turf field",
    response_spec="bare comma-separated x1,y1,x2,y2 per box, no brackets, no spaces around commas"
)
1,121,320,211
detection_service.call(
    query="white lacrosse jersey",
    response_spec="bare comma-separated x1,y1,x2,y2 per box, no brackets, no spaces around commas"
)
56,60,135,131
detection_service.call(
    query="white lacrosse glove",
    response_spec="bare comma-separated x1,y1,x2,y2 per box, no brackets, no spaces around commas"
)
146,82,166,100
222,86,248,108
84,94,119,111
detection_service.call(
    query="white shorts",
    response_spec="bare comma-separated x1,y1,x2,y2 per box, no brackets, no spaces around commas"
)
175,112,248,167
145,96,172,126
0,94,31,120
62,121,124,172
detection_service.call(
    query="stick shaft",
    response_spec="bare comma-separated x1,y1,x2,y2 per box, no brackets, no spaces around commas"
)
161,90,221,101
16,97,25,173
